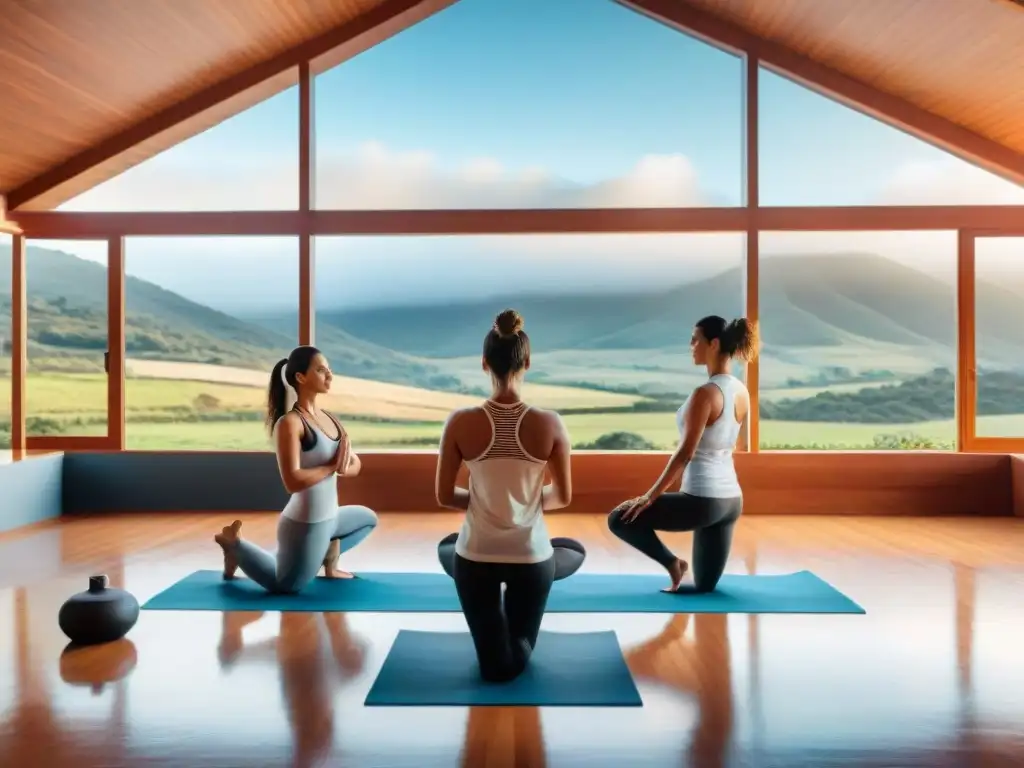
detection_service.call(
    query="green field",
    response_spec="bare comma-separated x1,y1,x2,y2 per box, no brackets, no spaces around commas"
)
8,242,1024,453
108,412,971,452
2,366,1003,452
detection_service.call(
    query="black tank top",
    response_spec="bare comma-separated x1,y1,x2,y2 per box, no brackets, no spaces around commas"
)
291,405,344,452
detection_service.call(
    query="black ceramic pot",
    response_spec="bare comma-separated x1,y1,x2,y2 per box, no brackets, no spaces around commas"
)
58,575,140,646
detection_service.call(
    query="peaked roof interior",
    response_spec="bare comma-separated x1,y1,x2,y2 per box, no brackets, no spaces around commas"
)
681,0,1024,153
1,0,1023,211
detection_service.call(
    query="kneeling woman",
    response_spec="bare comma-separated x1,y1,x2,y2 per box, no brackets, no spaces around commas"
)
214,346,379,592
609,316,757,594
435,310,584,682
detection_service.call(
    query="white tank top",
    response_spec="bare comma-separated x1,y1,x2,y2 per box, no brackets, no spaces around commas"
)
455,400,554,564
676,374,745,498
277,410,341,524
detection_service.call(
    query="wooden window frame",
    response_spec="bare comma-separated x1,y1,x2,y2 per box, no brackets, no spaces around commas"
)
7,13,1024,458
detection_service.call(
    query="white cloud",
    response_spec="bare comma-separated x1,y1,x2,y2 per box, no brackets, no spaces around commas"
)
878,159,1024,206
62,134,1024,213
314,142,710,210
51,141,1024,312
61,141,710,212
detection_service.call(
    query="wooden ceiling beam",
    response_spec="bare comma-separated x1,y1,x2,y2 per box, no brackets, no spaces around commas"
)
0,195,22,235
618,0,1024,186
5,0,459,212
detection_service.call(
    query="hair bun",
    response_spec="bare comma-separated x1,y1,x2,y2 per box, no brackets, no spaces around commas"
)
494,308,524,337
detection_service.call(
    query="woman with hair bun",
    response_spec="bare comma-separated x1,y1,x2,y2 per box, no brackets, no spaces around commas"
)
434,309,585,682
608,315,759,594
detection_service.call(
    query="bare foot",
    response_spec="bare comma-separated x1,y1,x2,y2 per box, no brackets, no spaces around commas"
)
661,558,689,593
324,566,356,579
214,520,243,580
322,539,355,579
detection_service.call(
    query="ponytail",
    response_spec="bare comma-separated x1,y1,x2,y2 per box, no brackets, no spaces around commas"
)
695,315,760,361
721,318,760,361
266,358,289,434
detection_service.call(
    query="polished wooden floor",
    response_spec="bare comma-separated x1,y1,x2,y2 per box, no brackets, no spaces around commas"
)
1,512,1023,768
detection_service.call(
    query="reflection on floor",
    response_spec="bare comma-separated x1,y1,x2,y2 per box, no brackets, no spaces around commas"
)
1,511,1023,767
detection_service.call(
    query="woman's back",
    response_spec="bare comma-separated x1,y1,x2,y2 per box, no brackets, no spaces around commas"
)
434,308,582,684
454,400,558,564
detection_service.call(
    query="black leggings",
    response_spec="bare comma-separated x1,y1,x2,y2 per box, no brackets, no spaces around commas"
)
608,493,742,593
452,553,556,682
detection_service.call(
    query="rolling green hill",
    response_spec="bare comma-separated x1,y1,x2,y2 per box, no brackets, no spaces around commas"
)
0,244,459,389
317,252,1024,357
12,244,1020,370
4,242,1024,431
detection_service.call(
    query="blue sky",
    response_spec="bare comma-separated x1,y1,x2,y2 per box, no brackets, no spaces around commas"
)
62,0,1023,211
47,0,1024,312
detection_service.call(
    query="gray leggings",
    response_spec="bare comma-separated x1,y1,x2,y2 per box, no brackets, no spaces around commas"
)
608,493,742,592
232,505,378,593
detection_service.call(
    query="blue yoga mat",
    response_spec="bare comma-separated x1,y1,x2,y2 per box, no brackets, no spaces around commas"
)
365,629,643,707
142,569,864,614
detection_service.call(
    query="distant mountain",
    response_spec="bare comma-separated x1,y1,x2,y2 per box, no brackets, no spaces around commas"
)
318,252,1024,359
3,245,1023,391
0,245,454,388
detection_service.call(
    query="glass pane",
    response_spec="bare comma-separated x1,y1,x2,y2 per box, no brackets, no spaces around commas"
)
758,231,956,451
314,233,744,451
25,239,109,438
124,236,299,450
759,68,1024,207
315,0,743,209
974,236,1024,438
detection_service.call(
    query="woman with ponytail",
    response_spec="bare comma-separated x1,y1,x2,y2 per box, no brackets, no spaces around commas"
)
214,345,378,592
608,315,759,594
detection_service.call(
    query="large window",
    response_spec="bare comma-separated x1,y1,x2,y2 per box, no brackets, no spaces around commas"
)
314,0,743,209
123,237,299,450
974,237,1024,438
758,231,957,451
758,68,1024,207
314,234,744,451
58,84,300,212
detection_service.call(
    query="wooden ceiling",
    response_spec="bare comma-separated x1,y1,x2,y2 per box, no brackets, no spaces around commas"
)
1,0,1023,212
0,0,454,210
678,0,1024,157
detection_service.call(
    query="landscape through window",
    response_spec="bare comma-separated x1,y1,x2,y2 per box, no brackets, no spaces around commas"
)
758,231,957,451
314,234,745,451
974,237,1024,440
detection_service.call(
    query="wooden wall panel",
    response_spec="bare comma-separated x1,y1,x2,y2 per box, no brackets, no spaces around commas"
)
337,451,1013,516
738,452,1010,516
1010,455,1024,517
